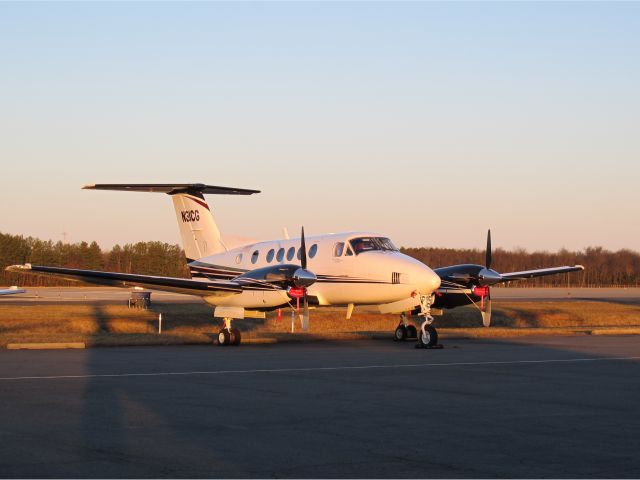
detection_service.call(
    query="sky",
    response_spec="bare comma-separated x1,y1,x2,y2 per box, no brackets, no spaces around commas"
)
1,2,639,252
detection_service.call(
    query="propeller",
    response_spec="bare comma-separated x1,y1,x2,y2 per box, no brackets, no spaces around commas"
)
486,229,492,269
481,289,492,327
233,229,316,332
477,230,502,287
291,227,315,331
479,229,494,327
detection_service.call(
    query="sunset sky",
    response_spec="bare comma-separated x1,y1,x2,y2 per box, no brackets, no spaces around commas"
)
2,2,639,252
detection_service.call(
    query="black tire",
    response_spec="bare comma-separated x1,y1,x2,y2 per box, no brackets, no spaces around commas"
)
394,325,407,341
230,328,242,346
418,325,438,348
217,329,230,346
406,325,417,339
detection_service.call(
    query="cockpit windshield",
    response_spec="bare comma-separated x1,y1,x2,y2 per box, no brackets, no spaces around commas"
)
349,237,399,254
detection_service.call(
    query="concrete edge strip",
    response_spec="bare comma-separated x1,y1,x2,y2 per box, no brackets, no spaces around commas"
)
1,356,639,381
7,343,86,350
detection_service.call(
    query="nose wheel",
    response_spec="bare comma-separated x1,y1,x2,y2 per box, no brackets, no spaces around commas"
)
415,324,440,349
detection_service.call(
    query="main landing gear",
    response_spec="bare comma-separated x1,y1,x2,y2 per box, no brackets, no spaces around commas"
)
394,317,417,341
217,317,242,346
393,294,442,349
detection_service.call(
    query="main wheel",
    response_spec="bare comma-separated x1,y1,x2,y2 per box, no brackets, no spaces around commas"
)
394,325,407,341
406,325,417,339
218,329,230,346
230,328,242,346
417,325,438,348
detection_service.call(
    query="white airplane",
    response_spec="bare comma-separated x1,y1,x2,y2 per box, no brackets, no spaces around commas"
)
0,286,26,296
7,183,584,348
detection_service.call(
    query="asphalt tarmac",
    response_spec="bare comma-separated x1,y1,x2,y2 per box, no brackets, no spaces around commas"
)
1,336,639,478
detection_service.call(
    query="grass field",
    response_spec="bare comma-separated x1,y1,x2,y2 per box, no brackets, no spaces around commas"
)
1,299,640,347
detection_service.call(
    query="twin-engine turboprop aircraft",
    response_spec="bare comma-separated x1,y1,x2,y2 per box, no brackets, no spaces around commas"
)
7,183,584,348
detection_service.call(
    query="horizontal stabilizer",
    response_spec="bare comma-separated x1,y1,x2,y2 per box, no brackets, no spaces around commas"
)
83,183,260,195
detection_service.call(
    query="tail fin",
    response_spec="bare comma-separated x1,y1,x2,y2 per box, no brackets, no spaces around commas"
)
83,183,260,261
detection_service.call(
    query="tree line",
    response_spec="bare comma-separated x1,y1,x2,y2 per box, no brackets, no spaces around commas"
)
402,246,640,287
0,232,189,287
1,231,638,287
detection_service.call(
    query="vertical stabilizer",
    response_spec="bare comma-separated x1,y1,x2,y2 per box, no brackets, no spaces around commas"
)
170,192,225,260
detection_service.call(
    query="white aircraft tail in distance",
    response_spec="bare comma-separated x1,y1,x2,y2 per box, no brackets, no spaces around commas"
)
0,286,26,296
7,183,584,348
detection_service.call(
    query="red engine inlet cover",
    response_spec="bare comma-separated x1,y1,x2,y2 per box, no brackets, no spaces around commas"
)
473,286,489,297
288,287,305,298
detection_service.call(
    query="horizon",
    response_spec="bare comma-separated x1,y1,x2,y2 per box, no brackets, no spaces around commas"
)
2,229,637,256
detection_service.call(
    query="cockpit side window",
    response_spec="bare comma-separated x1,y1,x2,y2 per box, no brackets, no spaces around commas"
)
333,242,345,257
345,245,354,256
349,237,399,254
350,237,377,254
377,237,399,251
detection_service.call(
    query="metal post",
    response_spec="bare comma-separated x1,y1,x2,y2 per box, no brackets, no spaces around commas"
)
158,313,162,334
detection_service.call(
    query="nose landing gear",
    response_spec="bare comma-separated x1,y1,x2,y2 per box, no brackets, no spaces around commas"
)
394,294,442,349
416,323,439,349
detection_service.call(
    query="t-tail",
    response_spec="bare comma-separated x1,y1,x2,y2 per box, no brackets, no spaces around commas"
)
82,183,260,261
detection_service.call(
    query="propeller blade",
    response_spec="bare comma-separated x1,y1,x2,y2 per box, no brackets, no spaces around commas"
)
302,294,310,331
298,226,312,331
481,291,492,327
486,229,492,269
300,226,307,270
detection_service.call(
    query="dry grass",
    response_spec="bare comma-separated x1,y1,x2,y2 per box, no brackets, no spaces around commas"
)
439,301,640,328
1,300,640,347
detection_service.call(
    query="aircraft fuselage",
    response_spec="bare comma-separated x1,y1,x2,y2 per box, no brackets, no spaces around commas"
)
188,231,441,309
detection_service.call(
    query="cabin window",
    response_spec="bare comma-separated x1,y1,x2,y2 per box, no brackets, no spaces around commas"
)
276,248,285,262
286,246,295,261
296,248,302,260
251,250,259,264
235,253,243,264
309,244,318,258
266,249,275,263
333,242,345,257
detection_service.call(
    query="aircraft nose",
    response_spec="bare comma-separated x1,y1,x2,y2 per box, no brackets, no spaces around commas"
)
424,266,441,292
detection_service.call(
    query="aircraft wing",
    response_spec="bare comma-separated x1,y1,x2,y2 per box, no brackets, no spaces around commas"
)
0,286,26,295
5,264,242,297
499,265,584,282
